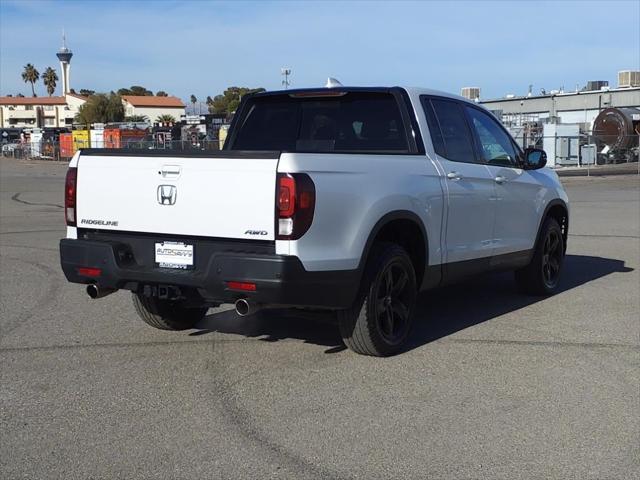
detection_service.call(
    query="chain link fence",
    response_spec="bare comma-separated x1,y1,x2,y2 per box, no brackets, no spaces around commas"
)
2,134,639,170
1,139,225,161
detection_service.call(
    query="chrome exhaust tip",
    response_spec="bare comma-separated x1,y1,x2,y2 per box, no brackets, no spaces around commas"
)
86,284,116,299
235,298,259,316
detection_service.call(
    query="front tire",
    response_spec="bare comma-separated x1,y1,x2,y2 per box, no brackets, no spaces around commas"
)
515,217,564,295
132,293,207,330
337,243,417,356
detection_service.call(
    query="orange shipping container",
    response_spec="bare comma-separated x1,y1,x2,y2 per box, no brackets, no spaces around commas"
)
103,128,147,149
103,128,120,148
59,133,74,158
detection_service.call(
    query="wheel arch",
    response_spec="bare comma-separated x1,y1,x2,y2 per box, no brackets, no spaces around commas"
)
538,199,569,253
356,210,429,289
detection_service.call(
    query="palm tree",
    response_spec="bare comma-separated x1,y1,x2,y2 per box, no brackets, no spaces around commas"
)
42,67,58,96
190,94,197,114
22,64,40,96
156,114,176,124
125,115,148,123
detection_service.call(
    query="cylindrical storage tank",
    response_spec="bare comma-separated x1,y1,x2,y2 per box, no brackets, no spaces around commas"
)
59,133,74,158
592,107,640,151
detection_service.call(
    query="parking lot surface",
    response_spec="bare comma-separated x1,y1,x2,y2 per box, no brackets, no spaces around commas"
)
1,158,638,479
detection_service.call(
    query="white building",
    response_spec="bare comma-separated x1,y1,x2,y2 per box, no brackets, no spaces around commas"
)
0,93,87,128
121,96,185,122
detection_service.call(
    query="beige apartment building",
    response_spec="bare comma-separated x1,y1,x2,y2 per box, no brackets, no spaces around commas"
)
121,95,186,122
0,93,87,128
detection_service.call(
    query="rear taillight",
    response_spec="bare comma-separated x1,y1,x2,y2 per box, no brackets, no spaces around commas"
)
65,167,77,226
276,173,315,240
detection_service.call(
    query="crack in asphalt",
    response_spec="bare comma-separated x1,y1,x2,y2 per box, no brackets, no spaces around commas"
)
0,338,246,353
440,337,639,350
0,256,62,337
569,233,640,239
0,229,63,235
1,336,636,354
0,243,59,252
11,192,63,209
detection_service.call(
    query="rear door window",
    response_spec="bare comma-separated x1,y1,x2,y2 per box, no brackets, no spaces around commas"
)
230,92,410,153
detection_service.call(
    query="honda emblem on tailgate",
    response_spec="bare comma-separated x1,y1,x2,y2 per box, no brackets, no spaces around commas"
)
157,185,177,205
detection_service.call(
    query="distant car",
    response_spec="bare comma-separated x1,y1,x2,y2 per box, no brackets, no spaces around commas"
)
60,85,569,356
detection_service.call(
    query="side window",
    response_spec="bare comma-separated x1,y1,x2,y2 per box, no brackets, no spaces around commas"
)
430,99,476,163
421,97,445,157
466,107,518,167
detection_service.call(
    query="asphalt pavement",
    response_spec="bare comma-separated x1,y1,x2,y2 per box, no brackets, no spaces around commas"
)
1,158,638,479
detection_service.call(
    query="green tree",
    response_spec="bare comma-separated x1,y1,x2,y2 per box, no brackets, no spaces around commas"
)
210,87,265,114
155,114,176,123
42,67,58,96
75,93,125,126
156,91,168,97
189,94,197,114
21,64,40,97
79,89,96,97
125,115,149,122
118,85,153,96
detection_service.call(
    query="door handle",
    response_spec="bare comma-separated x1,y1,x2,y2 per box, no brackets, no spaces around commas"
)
160,165,181,178
447,171,462,181
494,175,507,184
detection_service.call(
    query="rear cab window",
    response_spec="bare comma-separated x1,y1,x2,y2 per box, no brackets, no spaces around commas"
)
228,91,412,154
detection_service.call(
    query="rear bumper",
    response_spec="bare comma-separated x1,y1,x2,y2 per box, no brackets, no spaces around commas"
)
59,236,359,309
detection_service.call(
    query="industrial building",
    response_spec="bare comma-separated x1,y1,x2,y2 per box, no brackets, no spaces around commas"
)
470,71,640,166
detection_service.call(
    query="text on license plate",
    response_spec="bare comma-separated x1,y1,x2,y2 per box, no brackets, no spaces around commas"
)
155,242,194,269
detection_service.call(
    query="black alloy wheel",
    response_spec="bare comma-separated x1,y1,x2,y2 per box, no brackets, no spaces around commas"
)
374,262,414,344
542,228,563,289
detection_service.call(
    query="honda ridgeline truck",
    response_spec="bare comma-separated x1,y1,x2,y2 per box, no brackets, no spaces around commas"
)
60,85,569,356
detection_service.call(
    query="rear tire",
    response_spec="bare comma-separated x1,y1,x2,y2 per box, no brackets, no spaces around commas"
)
515,217,564,295
132,293,207,330
337,243,417,356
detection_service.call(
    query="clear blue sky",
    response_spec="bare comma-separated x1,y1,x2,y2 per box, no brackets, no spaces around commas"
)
1,0,639,102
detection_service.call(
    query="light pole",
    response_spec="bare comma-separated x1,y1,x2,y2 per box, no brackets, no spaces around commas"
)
281,68,291,89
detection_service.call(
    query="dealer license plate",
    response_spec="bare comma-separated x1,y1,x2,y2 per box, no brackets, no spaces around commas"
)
154,242,194,270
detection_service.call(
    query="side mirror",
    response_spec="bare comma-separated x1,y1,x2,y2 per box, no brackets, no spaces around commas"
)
524,148,547,170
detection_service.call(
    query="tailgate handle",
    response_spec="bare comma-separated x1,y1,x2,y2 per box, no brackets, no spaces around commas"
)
160,165,181,178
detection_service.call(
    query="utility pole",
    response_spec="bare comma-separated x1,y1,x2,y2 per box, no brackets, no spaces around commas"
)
281,68,291,89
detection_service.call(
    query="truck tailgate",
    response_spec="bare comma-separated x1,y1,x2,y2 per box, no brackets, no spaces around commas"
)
75,151,279,240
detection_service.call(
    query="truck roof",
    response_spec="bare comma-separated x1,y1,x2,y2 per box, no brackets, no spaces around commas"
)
253,86,474,105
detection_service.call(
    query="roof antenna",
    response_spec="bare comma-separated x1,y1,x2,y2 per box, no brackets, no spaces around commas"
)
325,77,343,88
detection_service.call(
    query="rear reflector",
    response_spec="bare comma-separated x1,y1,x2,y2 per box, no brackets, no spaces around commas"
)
226,281,257,292
77,267,101,278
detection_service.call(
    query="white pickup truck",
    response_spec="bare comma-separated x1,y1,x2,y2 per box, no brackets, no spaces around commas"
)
60,86,569,356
